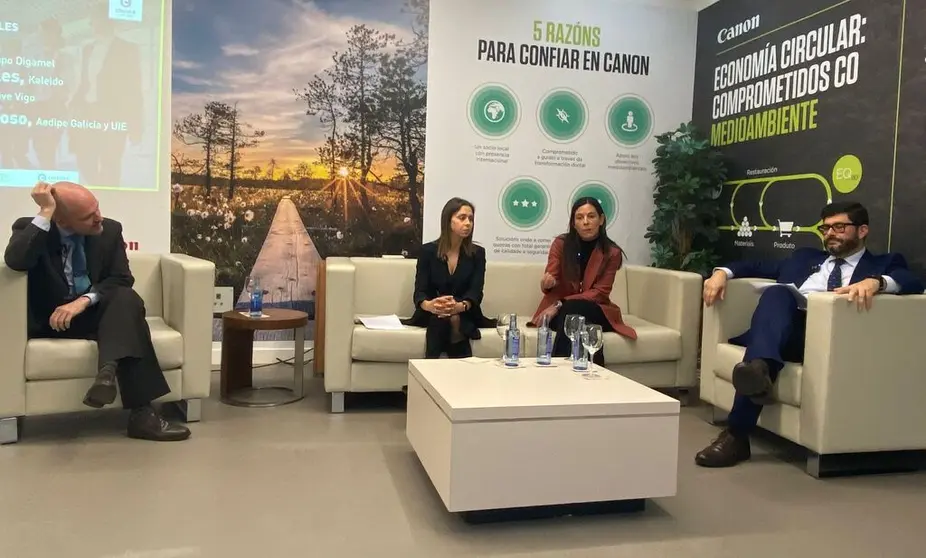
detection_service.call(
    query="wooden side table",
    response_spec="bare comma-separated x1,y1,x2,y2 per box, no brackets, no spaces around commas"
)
220,308,309,407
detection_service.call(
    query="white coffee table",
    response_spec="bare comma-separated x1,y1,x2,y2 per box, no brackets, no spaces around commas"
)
405,358,680,521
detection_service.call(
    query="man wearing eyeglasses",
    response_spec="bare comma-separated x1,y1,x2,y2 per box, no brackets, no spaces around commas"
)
695,201,923,468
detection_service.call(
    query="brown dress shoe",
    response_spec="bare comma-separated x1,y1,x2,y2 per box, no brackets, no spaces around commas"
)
127,406,191,442
695,429,751,468
732,359,772,397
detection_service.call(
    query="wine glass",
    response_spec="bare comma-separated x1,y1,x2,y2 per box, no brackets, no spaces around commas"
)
495,313,511,339
563,314,584,361
581,324,604,376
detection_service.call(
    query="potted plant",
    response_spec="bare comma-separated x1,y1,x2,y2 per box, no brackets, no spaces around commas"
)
645,122,728,277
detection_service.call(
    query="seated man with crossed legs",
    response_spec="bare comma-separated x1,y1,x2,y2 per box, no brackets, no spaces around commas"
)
696,201,923,468
4,182,190,442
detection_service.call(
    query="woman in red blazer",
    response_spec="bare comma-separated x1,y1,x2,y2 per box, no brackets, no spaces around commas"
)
531,197,637,365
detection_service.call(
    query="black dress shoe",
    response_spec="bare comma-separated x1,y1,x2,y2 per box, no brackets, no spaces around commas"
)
127,406,191,442
83,362,118,409
732,359,773,397
695,429,751,468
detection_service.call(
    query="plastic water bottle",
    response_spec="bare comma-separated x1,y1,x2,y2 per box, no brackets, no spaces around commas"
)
503,313,520,367
572,325,589,372
536,313,552,365
248,277,263,318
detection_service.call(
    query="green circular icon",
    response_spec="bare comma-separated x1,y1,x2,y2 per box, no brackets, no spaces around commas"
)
571,181,619,227
537,88,588,143
499,177,551,231
468,83,520,139
832,154,862,194
606,94,654,148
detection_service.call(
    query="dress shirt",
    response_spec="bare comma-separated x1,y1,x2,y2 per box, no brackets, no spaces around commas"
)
31,215,99,305
716,248,899,294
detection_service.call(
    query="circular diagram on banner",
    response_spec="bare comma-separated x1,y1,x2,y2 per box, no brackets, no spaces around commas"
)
498,176,551,231
832,154,863,194
537,88,589,143
606,94,654,148
468,83,521,140
571,181,619,227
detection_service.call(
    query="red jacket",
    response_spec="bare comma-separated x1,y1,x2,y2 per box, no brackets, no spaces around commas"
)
530,236,637,340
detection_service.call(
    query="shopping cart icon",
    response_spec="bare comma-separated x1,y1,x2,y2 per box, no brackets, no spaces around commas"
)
778,220,794,237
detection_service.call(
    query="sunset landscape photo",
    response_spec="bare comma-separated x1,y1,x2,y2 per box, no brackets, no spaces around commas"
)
169,0,428,338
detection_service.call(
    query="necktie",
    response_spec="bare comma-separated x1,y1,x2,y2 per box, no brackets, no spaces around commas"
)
68,236,92,296
826,258,846,291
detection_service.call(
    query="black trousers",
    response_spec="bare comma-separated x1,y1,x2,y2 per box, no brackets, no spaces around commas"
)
33,286,171,408
549,299,614,366
727,287,806,437
424,314,473,359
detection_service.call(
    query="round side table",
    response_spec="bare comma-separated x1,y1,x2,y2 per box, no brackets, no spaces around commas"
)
220,308,309,407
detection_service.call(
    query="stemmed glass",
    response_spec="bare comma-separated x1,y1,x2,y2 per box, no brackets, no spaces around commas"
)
581,324,604,378
563,314,584,361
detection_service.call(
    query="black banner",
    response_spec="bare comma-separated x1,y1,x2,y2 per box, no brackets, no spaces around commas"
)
693,0,925,275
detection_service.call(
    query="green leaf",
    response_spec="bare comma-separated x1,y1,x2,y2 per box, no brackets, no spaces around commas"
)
647,120,728,272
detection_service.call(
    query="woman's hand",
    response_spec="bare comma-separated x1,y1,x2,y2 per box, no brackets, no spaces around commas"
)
424,296,456,316
541,272,557,291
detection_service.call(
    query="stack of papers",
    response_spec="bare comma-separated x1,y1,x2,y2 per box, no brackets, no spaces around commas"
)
357,314,405,330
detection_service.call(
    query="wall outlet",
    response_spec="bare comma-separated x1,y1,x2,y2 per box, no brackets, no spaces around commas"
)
213,286,234,313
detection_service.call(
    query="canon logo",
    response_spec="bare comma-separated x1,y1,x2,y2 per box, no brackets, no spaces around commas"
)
717,15,761,44
124,241,139,251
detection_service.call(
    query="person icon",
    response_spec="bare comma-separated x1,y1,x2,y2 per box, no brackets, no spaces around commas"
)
621,111,638,132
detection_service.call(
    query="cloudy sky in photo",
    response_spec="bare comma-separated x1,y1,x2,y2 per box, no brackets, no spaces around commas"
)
171,0,418,170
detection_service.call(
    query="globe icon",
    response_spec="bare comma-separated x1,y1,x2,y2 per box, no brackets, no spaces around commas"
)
484,100,505,123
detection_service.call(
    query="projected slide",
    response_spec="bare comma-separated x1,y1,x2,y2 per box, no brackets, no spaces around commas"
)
0,0,165,190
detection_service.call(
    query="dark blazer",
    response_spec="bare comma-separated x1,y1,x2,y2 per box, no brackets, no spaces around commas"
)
71,37,143,138
530,236,637,339
404,241,493,339
4,217,134,336
726,247,924,294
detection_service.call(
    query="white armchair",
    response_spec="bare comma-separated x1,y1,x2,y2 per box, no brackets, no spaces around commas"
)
700,278,926,476
0,253,215,444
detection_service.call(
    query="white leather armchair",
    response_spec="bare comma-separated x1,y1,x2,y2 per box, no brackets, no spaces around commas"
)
0,253,215,444
323,257,702,412
700,279,926,476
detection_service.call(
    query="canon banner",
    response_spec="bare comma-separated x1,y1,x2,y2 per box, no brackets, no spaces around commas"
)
694,0,926,275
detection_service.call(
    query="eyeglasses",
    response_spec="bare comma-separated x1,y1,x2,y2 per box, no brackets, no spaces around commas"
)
817,222,857,234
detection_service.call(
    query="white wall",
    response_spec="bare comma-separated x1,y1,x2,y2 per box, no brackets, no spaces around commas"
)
690,0,720,9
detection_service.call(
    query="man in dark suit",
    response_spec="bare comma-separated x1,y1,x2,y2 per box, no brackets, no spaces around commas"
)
3,181,189,442
67,6,144,186
696,201,923,468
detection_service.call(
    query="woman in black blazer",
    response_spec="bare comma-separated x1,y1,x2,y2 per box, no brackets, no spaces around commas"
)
404,197,494,358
